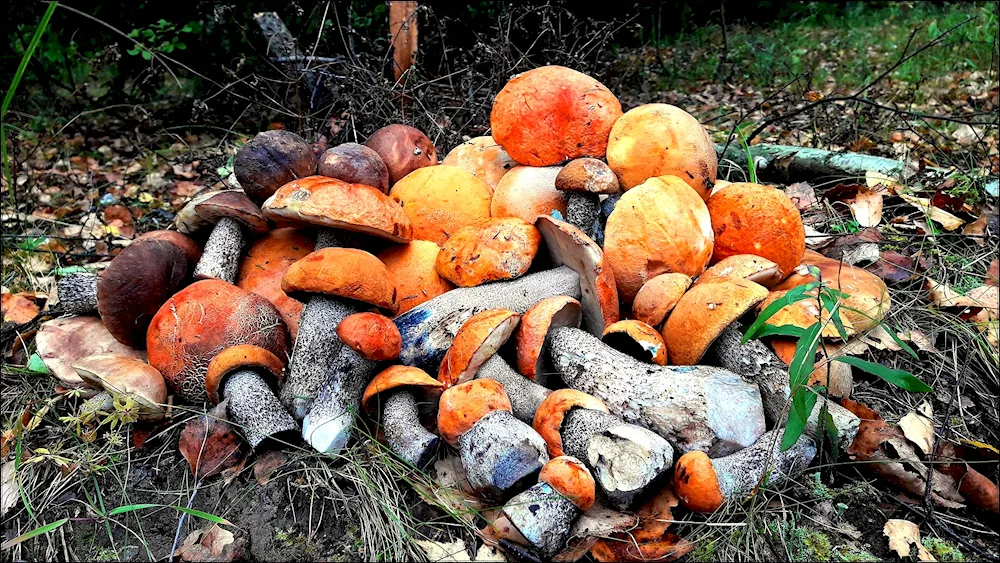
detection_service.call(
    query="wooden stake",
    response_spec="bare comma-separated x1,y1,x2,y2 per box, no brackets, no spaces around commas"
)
389,1,418,82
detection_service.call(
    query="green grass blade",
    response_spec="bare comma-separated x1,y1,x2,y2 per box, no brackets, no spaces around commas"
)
834,356,932,392
108,503,231,525
788,322,822,389
819,293,849,341
2,2,58,120
0,518,69,550
742,282,820,343
752,324,808,339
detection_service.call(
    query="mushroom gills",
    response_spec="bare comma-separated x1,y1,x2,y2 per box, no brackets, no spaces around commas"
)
503,482,578,558
475,354,550,422
459,409,550,499
223,369,298,448
380,390,440,468
193,216,245,284
302,344,378,454
57,272,99,315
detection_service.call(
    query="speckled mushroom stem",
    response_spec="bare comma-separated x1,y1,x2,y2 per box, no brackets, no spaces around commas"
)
223,369,299,448
475,354,551,422
56,272,99,314
708,323,860,451
549,326,766,456
502,482,578,559
193,217,245,283
395,266,581,370
378,390,440,467
301,344,378,454
79,391,113,418
560,408,674,510
561,193,600,240
709,430,817,503
459,409,550,499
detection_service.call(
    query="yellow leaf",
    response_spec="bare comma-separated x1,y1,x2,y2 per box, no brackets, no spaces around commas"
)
884,519,936,561
899,194,964,231
898,401,934,456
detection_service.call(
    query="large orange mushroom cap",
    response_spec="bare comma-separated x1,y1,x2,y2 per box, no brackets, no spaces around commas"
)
707,182,806,278
147,280,289,402
437,379,512,447
603,175,714,303
515,296,582,378
606,103,718,197
696,254,783,289
532,389,609,458
281,247,398,314
236,228,316,340
362,365,443,411
205,344,285,404
491,166,567,225
438,309,520,388
388,165,494,245
673,451,725,512
435,218,541,287
377,240,456,314
490,66,623,167
631,273,692,329
539,456,597,511
365,124,438,187
601,319,668,365
441,136,516,189
337,312,403,362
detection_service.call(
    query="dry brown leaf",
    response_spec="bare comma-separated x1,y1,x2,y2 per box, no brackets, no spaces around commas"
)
633,486,680,542
865,170,905,194
863,325,903,351
554,502,638,562
927,280,999,318
951,124,982,146
899,194,965,231
174,523,243,562
178,402,248,481
1,292,41,324
784,182,819,211
435,455,476,494
898,401,935,456
962,212,989,245
987,259,999,287
253,450,287,486
898,330,937,353
590,534,694,563
848,187,884,227
883,519,936,561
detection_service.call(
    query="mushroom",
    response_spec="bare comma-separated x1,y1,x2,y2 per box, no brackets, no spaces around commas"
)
491,166,568,225
337,312,403,362
437,309,521,388
176,190,270,284
554,158,621,238
694,254,784,288
533,389,674,509
441,136,516,189
673,430,817,512
378,240,456,314
435,217,541,287
234,130,318,204
205,344,298,448
515,296,582,382
388,165,493,245
770,337,853,399
72,354,167,422
631,273,692,330
235,228,316,340
361,365,444,467
601,320,668,365
317,143,389,193
36,316,146,388
365,124,438,187
437,379,549,498
475,355,552,423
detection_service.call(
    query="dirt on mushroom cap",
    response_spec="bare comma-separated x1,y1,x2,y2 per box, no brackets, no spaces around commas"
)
435,218,541,287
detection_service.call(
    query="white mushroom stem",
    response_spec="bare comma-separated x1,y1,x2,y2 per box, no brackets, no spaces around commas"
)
193,217,245,283
561,193,600,239
502,482,579,558
459,409,550,499
708,324,860,451
549,326,766,456
57,272,99,314
560,408,674,510
395,266,581,369
301,344,378,454
223,369,299,449
707,429,817,503
379,390,441,468
475,354,551,422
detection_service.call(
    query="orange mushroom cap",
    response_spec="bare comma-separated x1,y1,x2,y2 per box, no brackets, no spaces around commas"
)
673,451,725,512
236,228,316,340
388,165,493,245
441,135,516,189
515,296,582,378
631,273,692,329
707,182,805,278
337,312,403,362
601,319,668,365
435,218,541,287
532,389,609,458
281,247,398,314
695,254,783,289
438,309,520,388
205,344,285,404
362,365,443,411
437,379,512,447
490,166,567,225
490,66,622,167
365,124,438,187
377,240,456,314
539,456,597,511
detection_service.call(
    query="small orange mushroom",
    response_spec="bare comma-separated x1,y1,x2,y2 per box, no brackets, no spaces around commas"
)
539,455,597,511
491,166,568,225
438,309,520,388
601,319,668,365
631,273,692,329
337,312,403,362
441,135,516,189
532,389,609,458
435,218,541,287
515,296,583,379
362,365,443,468
437,378,512,447
695,254,783,289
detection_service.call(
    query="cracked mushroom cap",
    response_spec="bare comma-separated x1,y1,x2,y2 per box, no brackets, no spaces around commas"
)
601,320,668,365
491,166,567,225
377,240,455,314
535,215,619,335
606,103,718,197
438,309,521,388
663,278,769,366
515,296,582,379
175,190,269,236
435,218,541,287
72,354,167,419
603,175,714,303
318,142,390,193
234,130,319,204
236,228,316,340
490,66,623,167
205,344,285,404
695,254,783,288
136,230,202,263
263,176,412,243
555,158,620,195
388,165,493,245
281,248,398,314
362,365,443,412
672,451,725,512
532,389,609,458
146,279,289,402
365,124,438,187
97,237,195,348
337,312,403,362
707,182,806,278
631,273,692,329
538,456,596,511
441,135,517,189
437,379,512,447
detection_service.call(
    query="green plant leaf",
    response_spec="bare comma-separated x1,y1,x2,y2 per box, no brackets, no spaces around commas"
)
751,324,808,339
107,503,231,525
26,353,50,374
833,356,931,392
781,386,818,450
2,1,58,121
742,282,820,343
819,292,849,341
788,322,822,389
0,518,69,550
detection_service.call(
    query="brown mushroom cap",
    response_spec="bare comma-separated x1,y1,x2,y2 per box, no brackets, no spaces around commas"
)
601,319,668,365
377,240,456,314
136,230,202,263
435,218,541,287
555,158,620,195
490,166,567,225
175,190,269,235
36,317,146,387
695,254,783,289
770,338,853,398
72,354,167,418
441,136,516,189
336,312,403,362
388,165,493,245
236,228,316,340
365,124,438,186
234,130,318,204
673,451,725,512
317,143,390,193
532,389,609,458
205,344,285,404
281,247,398,313
603,175,714,303
97,237,194,348
361,365,443,411
663,278,769,366
539,456,597,511
515,296,583,379
438,309,521,388
437,379,512,447
606,103,718,198
631,273,692,329
262,175,412,242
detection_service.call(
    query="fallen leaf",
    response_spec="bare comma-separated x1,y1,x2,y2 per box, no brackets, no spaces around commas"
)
253,450,287,486
1,461,18,517
929,190,970,216
987,259,999,287
554,502,638,562
173,181,206,197
804,225,834,248
820,228,884,262
927,280,999,318
102,205,135,239
414,539,475,562
1,292,42,324
174,523,243,562
866,170,905,194
862,325,903,351
178,402,248,481
883,519,936,561
848,187,884,227
899,194,965,231
633,486,680,542
435,455,476,494
866,251,918,284
35,317,146,386
590,534,694,563
936,443,1000,515
951,124,982,146
898,401,935,456
898,330,937,353
784,182,819,211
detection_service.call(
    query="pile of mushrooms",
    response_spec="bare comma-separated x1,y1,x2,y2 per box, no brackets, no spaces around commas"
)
47,63,920,561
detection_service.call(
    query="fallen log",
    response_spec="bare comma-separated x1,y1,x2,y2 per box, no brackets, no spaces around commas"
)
714,143,944,183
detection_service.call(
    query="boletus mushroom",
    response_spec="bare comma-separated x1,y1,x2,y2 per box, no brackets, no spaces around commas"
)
554,158,621,238
514,296,583,383
337,312,403,362
234,129,318,204
362,365,444,467
630,272,692,330
441,136,516,189
388,165,493,245
72,354,167,422
175,190,270,284
435,217,541,287
491,166,567,225
317,143,389,193
236,228,316,340
365,124,438,187
601,320,668,365
378,240,456,314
